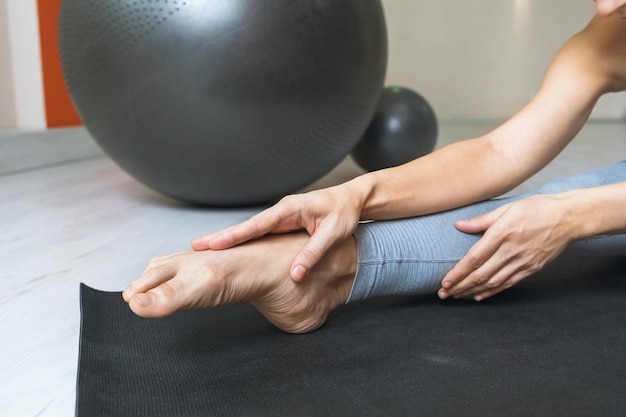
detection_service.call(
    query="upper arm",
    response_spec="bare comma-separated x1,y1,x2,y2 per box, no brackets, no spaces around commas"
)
485,13,626,186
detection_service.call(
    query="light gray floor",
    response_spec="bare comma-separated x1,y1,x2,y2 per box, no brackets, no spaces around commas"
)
2,121,625,416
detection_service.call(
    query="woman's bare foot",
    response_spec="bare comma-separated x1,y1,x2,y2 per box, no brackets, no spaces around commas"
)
122,233,356,334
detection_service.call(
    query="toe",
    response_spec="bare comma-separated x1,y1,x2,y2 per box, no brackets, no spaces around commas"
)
124,263,178,301
128,282,180,318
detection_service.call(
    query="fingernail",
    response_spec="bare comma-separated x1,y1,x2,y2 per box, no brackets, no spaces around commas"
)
438,290,448,299
134,294,153,307
292,265,307,280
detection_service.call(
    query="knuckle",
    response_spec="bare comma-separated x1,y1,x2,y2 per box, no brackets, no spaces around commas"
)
300,247,322,264
248,217,265,234
277,194,294,205
278,194,299,210
527,263,542,275
492,225,513,240
247,213,276,234
485,279,501,289
154,282,176,299
467,255,484,270
472,272,489,284
502,281,515,290
277,195,307,222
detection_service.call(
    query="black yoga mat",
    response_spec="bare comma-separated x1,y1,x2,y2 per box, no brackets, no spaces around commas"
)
77,257,626,417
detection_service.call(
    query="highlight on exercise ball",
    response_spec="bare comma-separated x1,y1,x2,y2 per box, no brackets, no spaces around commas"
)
58,0,388,206
351,86,438,172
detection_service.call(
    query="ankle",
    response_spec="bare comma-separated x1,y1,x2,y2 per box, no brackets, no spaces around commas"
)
318,236,357,306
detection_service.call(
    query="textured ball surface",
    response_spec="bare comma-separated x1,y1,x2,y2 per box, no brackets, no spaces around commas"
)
352,86,437,172
58,0,387,206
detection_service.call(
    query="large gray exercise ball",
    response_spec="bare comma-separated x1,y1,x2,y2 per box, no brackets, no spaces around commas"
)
58,0,387,206
352,86,437,172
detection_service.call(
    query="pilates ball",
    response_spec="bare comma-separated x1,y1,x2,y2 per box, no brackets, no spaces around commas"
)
58,0,387,206
351,86,438,172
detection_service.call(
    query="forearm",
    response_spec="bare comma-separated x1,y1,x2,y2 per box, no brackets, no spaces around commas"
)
345,137,518,221
344,89,594,222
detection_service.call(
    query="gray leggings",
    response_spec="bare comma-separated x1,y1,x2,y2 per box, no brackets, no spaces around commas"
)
348,161,626,302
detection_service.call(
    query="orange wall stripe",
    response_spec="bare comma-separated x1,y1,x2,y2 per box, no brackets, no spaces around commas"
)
37,0,82,128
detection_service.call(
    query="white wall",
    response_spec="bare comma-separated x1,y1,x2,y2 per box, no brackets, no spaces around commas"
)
0,0,16,128
3,0,45,129
382,0,626,120
0,1,624,129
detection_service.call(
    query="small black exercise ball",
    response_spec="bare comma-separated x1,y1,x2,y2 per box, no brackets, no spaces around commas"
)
58,0,387,206
351,86,438,172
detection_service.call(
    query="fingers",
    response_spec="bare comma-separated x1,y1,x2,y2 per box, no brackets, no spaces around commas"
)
463,276,518,301
191,208,286,251
472,278,519,301
191,222,260,250
190,231,219,250
440,206,514,300
439,237,500,296
452,264,522,301
439,248,541,301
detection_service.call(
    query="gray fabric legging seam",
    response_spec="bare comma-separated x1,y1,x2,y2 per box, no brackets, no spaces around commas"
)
359,259,461,265
348,161,626,303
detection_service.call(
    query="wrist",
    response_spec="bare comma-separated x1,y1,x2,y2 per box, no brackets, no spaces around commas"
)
342,172,378,220
561,184,626,239
557,188,611,240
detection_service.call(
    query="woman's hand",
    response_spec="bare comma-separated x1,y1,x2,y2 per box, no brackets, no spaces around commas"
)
438,194,577,301
191,183,365,282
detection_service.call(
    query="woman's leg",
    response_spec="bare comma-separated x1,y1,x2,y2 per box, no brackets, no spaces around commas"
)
125,162,626,333
348,161,626,302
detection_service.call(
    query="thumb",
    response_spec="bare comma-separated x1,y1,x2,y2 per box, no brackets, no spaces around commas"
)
455,209,500,233
290,228,338,282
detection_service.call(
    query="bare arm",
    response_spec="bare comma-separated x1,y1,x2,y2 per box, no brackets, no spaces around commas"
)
348,13,626,221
